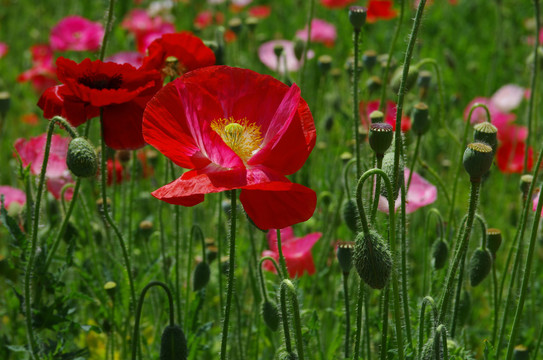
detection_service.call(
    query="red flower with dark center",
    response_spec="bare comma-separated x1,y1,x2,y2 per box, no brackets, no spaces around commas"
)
38,57,162,150
367,0,397,23
143,65,317,230
141,32,216,78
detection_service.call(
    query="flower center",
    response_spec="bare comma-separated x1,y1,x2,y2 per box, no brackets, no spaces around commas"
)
77,73,123,90
162,56,187,78
211,117,263,162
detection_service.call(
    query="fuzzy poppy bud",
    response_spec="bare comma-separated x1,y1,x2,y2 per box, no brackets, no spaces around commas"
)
342,199,360,233
473,122,498,154
348,6,367,31
381,151,403,200
160,325,187,360
513,345,529,360
261,300,280,332
519,174,533,197
293,38,304,61
486,228,502,258
462,142,493,182
411,102,430,136
468,247,492,287
369,122,393,157
354,230,392,289
431,239,449,270
362,50,377,71
0,91,10,116
192,261,211,291
336,241,354,274
66,137,98,178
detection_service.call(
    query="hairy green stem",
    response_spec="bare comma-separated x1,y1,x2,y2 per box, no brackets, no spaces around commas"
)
281,280,305,360
352,29,362,178
342,272,351,359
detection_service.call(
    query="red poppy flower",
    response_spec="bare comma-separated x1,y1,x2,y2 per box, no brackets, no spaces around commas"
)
367,0,397,23
262,227,321,278
38,57,162,150
143,65,317,230
496,140,533,174
248,5,271,19
141,32,216,78
360,100,411,132
320,0,356,9
107,159,126,185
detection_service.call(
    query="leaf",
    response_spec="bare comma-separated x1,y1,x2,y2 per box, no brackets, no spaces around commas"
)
0,196,25,246
5,345,29,353
79,324,102,334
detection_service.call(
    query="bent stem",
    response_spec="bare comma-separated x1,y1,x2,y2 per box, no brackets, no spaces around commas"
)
281,280,305,360
220,189,237,360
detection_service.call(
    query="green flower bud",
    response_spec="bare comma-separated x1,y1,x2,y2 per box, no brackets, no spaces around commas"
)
261,300,280,332
354,230,392,289
192,261,211,291
473,122,498,154
417,70,432,89
370,110,384,124
160,325,187,360
462,142,493,182
336,241,354,273
342,199,360,233
487,228,502,258
431,239,449,270
468,248,492,287
411,102,430,136
381,151,403,200
369,122,393,157
391,65,419,93
348,6,367,31
66,137,98,178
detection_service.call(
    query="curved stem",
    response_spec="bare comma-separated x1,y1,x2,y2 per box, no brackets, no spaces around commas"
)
435,325,449,360
417,296,438,358
343,158,357,197
281,280,305,360
131,281,175,360
258,256,282,303
220,189,237,360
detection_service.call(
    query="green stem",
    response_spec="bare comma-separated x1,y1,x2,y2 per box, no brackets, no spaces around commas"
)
491,258,499,345
407,135,421,190
438,180,481,324
220,189,237,360
342,272,351,359
280,280,293,355
258,256,282,303
379,286,390,360
299,0,315,90
370,156,384,221
449,251,466,338
281,280,305,360
352,29,362,179
99,0,117,61
417,159,451,206
417,296,437,358
353,281,365,360
276,229,289,279
131,281,175,360
126,151,137,254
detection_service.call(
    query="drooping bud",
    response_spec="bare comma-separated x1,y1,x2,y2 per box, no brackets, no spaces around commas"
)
348,6,367,31
462,142,493,182
417,70,432,89
192,261,211,291
369,122,393,157
473,122,498,154
336,241,354,274
159,325,188,360
486,228,502,258
342,199,360,233
261,300,280,332
353,230,392,289
411,102,430,136
431,239,449,270
468,247,492,287
66,137,98,178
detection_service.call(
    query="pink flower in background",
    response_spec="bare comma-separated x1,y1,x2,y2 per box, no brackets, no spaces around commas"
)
122,9,155,33
533,191,543,216
490,84,525,113
262,227,321,278
359,100,411,132
378,169,437,214
14,134,74,200
258,40,314,74
106,51,144,67
296,19,337,47
0,186,26,210
122,8,175,53
30,44,54,65
50,16,104,52
18,44,58,93
0,42,8,58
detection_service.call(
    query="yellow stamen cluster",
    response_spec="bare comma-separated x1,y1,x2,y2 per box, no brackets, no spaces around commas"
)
211,117,263,162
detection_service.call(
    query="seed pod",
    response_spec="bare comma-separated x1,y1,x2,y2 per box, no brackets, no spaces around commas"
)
353,230,392,289
66,137,98,178
468,248,492,287
342,199,360,233
486,228,502,258
336,241,354,274
261,300,280,332
348,6,367,31
513,345,529,360
0,91,11,116
160,325,187,360
192,262,211,291
431,239,449,270
473,122,498,154
463,142,493,181
411,102,430,136
519,174,533,197
380,151,403,201
369,110,384,124
362,50,377,71
369,122,393,157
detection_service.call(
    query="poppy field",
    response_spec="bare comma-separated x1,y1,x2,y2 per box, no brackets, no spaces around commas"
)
0,0,542,359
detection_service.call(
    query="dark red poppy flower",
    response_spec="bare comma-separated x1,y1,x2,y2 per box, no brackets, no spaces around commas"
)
107,159,127,185
141,32,216,78
367,0,397,23
320,0,356,9
143,65,317,230
262,227,321,278
38,57,162,150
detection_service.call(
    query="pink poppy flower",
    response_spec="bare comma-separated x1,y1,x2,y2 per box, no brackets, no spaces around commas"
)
296,19,337,47
122,8,176,53
378,168,437,214
0,42,7,58
18,44,58,93
0,186,26,210
533,191,543,216
14,134,74,200
30,44,54,65
106,51,144,68
258,40,314,75
463,97,514,129
262,227,321,278
490,84,525,113
496,139,533,174
122,9,155,34
359,100,411,132
50,16,104,52
320,0,356,9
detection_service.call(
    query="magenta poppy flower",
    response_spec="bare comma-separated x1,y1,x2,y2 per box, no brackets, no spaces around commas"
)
106,51,144,68
143,65,317,230
360,100,411,132
14,134,74,200
121,9,175,53
258,40,314,75
50,16,104,52
0,186,26,210
0,42,8,58
262,227,321,278
378,168,437,214
296,19,337,47
533,191,543,216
